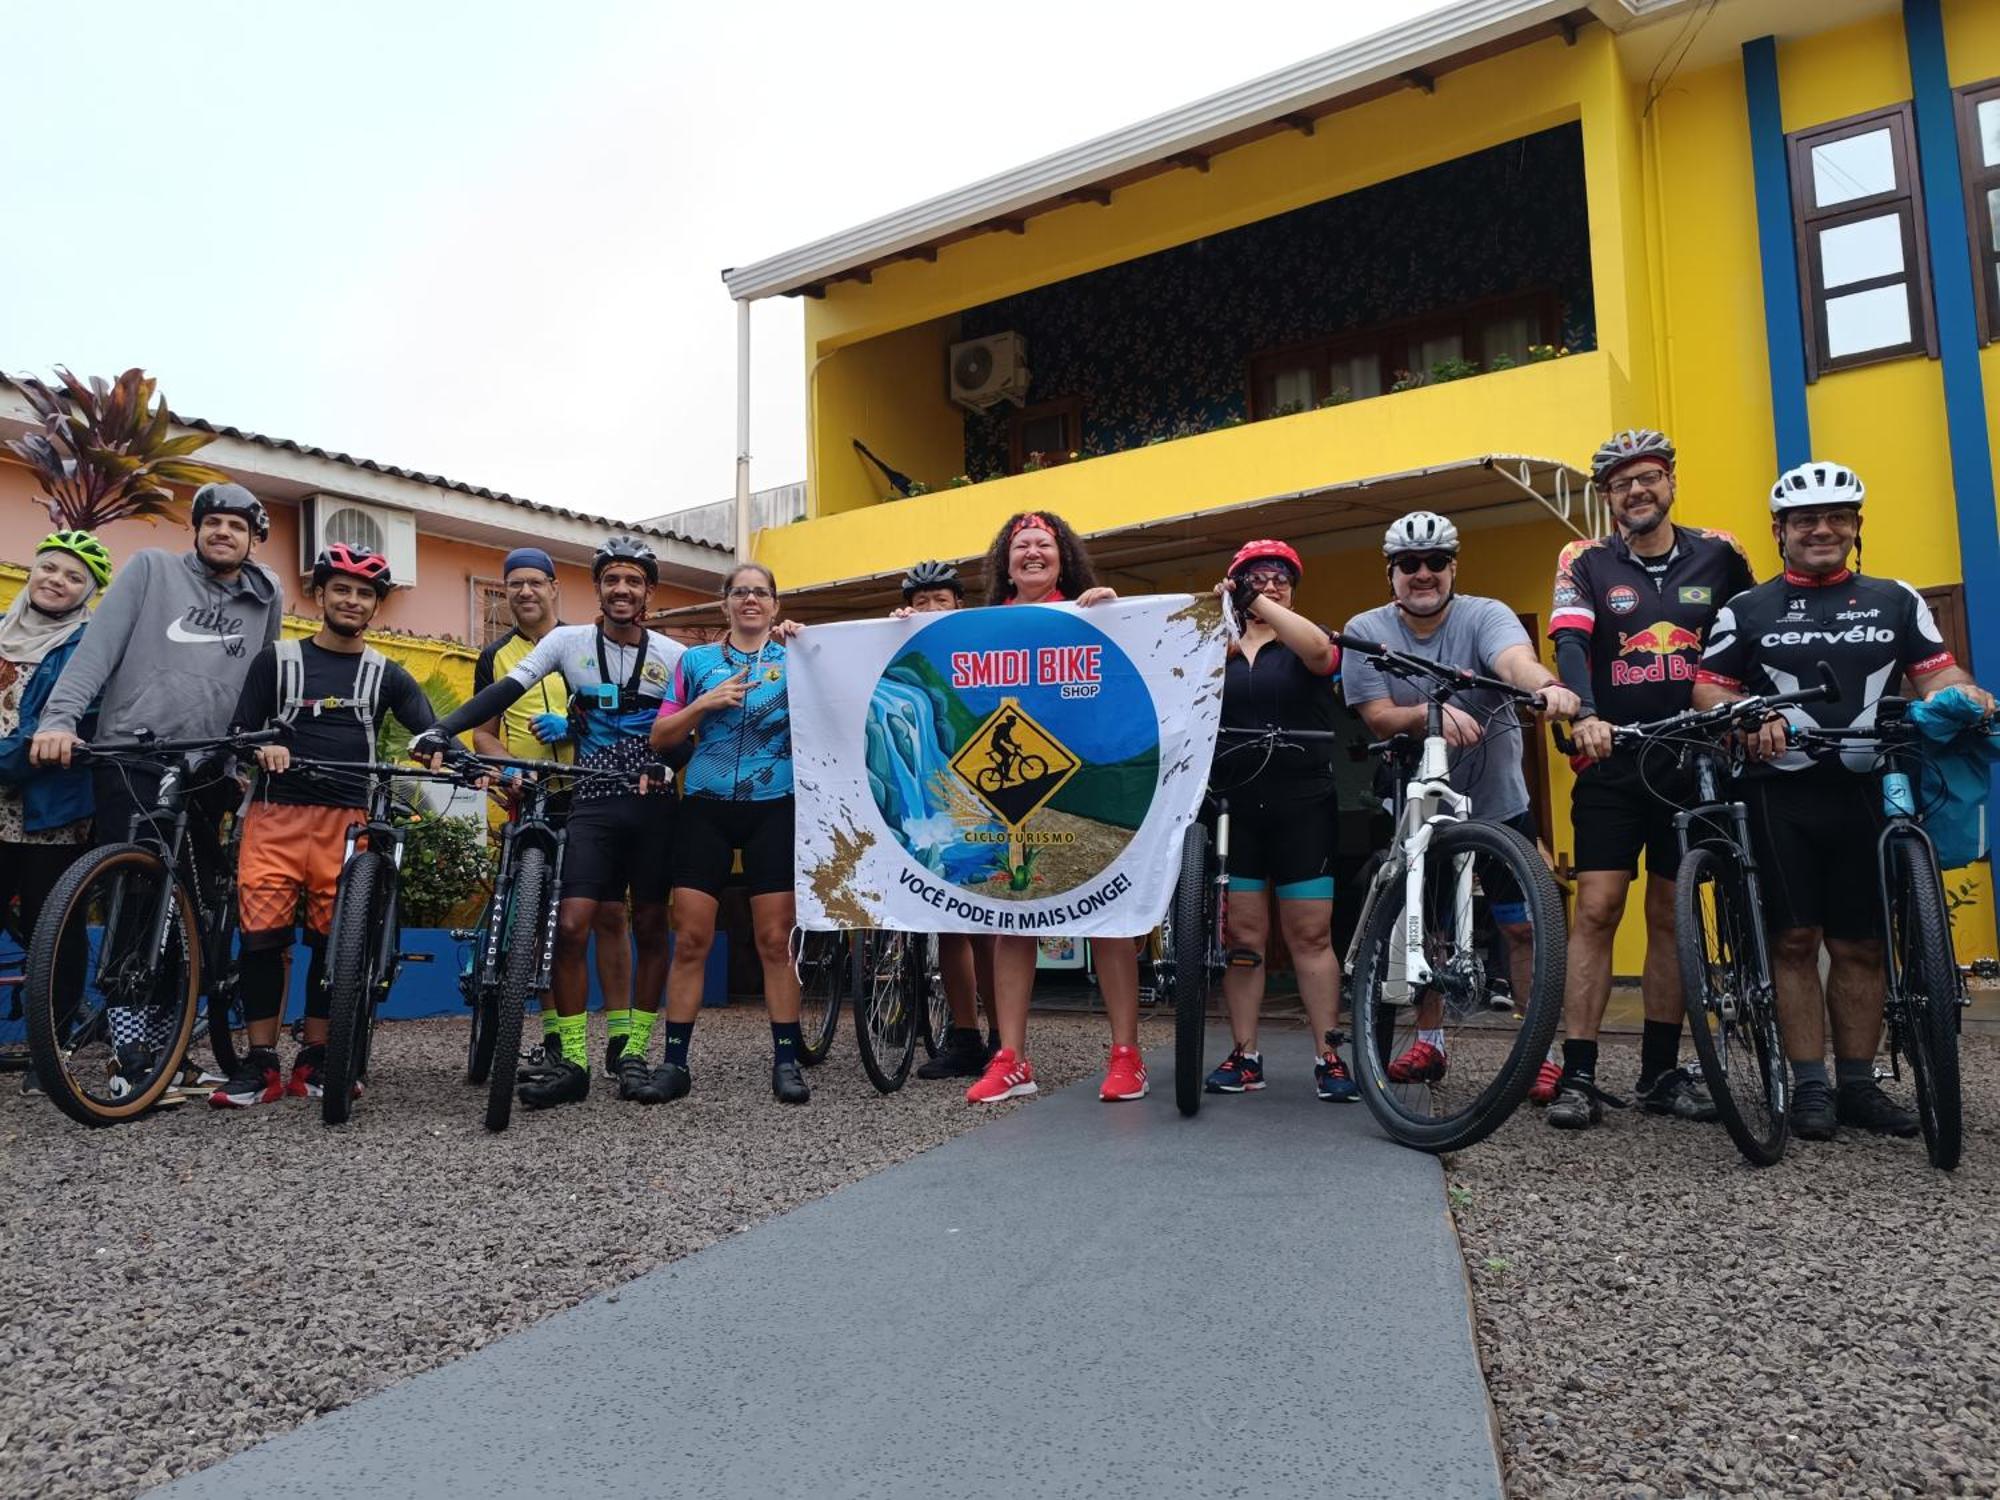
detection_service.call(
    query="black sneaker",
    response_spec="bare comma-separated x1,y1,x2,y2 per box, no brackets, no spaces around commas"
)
1792,1079,1838,1140
1636,1066,1720,1122
602,1033,628,1080
772,1056,810,1104
614,1052,652,1102
519,1057,590,1110
638,1061,691,1104
917,1030,989,1081
1836,1079,1920,1138
209,1048,284,1110
1547,1078,1603,1130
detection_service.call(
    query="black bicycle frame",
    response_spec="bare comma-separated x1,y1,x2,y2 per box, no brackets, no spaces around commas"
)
1672,746,1782,1020
471,779,568,999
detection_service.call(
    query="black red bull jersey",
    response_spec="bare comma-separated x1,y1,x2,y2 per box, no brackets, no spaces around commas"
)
1549,525,1755,726
1697,568,1955,775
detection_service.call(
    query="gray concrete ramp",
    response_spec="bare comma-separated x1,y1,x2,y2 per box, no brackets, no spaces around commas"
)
160,1028,1502,1499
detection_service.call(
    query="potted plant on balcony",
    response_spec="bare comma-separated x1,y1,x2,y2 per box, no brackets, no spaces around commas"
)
4,367,229,530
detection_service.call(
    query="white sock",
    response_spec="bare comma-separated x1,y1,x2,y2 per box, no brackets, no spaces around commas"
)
1419,1028,1446,1050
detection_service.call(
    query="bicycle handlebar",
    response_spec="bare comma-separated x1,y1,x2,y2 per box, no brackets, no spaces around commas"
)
1217,725,1343,741
1328,631,1549,710
1550,660,1840,756
72,727,286,763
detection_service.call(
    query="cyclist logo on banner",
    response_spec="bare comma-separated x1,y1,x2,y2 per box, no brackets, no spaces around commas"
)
788,596,1227,935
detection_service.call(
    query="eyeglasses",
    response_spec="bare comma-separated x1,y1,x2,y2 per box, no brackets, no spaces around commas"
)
1391,552,1456,575
1781,508,1859,530
727,586,775,601
1606,467,1672,496
506,578,553,593
1236,570,1292,591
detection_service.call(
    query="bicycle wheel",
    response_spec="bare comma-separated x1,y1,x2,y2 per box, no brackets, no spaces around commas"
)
486,846,547,1132
466,985,495,1085
1676,844,1787,1166
25,844,200,1127
1348,819,1564,1154
918,934,951,1058
203,887,248,1081
1889,836,1961,1171
1018,753,1048,782
1170,824,1212,1118
796,929,850,1066
854,931,919,1093
322,851,390,1125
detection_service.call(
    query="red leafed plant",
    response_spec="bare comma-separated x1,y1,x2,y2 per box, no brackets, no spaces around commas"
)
6,367,229,531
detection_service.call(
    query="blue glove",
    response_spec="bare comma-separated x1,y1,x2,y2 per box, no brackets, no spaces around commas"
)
530,712,570,746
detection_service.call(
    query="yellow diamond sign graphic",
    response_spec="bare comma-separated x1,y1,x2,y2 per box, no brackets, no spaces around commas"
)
949,696,1080,829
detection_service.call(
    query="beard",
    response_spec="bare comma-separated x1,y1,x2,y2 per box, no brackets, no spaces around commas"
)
1622,508,1667,537
1398,587,1450,618
324,614,369,638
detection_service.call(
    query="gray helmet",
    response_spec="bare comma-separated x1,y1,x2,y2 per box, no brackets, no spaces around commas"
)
592,534,658,584
1591,428,1676,485
901,559,962,599
191,481,270,541
1770,461,1865,514
1383,511,1460,557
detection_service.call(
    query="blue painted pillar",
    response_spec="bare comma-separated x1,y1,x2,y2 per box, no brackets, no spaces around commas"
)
1742,35,1814,469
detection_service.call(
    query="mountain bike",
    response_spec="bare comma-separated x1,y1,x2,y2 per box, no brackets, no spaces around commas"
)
1159,725,1343,1118
795,929,852,1065
853,929,930,1092
24,729,279,1126
309,759,484,1125
1793,699,1975,1170
457,755,662,1131
914,934,951,1059
1329,634,1567,1154
1556,668,1839,1166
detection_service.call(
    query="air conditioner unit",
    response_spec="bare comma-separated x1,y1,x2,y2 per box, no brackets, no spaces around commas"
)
948,331,1030,412
301,495,418,589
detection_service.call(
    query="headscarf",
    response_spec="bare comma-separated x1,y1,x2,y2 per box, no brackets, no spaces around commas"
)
0,569,98,669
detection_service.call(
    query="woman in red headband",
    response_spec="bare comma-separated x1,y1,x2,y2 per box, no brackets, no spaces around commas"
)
965,510,1143,1107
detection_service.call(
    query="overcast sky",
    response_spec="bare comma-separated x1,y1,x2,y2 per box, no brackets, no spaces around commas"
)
3,0,1455,523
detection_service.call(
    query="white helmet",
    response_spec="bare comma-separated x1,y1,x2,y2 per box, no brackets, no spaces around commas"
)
1770,461,1865,513
1383,510,1460,556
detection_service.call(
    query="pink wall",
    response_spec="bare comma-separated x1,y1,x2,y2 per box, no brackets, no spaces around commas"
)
0,462,703,642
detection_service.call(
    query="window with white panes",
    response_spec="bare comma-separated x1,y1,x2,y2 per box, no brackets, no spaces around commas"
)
1955,78,2000,344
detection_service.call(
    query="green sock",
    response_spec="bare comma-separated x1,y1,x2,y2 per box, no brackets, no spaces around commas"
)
604,1007,632,1044
557,1012,589,1068
628,1008,659,1054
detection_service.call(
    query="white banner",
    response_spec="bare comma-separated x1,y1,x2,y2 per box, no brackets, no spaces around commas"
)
791,595,1228,936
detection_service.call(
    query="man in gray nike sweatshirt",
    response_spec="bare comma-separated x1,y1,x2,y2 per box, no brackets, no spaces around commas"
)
33,483,283,845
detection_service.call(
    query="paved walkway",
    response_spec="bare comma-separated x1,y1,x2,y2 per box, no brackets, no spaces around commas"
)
160,1028,1502,1500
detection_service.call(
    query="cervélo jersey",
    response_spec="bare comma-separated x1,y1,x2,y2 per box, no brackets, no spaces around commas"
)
1549,525,1755,726
1697,567,1955,774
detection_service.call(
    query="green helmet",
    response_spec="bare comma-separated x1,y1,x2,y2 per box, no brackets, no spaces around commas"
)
38,530,112,589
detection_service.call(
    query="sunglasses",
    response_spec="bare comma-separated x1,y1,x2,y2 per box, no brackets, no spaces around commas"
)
1235,570,1293,591
1391,552,1456,575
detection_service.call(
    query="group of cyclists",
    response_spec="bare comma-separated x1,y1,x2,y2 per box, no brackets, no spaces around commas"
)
1,424,1987,1151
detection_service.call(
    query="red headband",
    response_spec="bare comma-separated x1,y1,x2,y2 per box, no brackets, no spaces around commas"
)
1010,514,1054,539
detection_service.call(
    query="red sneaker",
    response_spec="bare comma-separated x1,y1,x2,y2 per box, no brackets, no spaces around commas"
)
1529,1059,1562,1105
210,1050,284,1109
1100,1044,1148,1101
285,1044,362,1102
966,1048,1037,1104
1386,1039,1447,1084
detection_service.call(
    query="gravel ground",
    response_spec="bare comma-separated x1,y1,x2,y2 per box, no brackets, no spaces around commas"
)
0,1008,1123,1499
1449,1032,2000,1499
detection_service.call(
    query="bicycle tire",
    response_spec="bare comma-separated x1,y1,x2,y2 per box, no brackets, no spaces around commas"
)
1171,824,1212,1117
1348,819,1564,1154
486,846,547,1132
25,844,200,1127
1890,836,1961,1171
1677,843,1788,1166
918,934,950,1058
204,889,247,1079
1019,753,1048,782
854,931,919,1093
322,851,389,1125
466,987,495,1085
796,930,849,1066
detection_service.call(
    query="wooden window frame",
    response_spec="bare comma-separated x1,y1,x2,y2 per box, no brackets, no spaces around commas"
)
1786,103,1938,379
1954,77,2000,345
1917,582,1971,679
1244,288,1558,419
1006,395,1084,474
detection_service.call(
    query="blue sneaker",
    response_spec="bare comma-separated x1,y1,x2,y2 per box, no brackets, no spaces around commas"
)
1204,1048,1265,1093
1316,1050,1360,1102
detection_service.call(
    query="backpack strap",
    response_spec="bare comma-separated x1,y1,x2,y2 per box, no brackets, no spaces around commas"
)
272,638,388,745
273,638,305,728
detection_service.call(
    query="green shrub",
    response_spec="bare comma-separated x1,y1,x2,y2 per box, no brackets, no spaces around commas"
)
396,812,492,927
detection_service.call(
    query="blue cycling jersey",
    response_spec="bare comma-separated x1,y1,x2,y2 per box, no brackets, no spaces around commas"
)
664,638,792,801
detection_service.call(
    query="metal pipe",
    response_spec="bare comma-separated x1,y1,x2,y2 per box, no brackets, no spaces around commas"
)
735,298,752,563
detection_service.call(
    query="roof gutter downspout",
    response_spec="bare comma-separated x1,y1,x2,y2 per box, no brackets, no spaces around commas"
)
735,298,753,564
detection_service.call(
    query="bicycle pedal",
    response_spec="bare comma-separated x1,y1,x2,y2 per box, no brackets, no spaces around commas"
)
398,951,436,964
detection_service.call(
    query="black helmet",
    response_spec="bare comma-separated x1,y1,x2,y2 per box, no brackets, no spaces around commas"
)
901,559,962,600
593,534,658,585
191,481,270,541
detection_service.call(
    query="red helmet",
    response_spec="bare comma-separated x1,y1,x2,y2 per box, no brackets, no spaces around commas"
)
312,543,393,596
1228,538,1303,580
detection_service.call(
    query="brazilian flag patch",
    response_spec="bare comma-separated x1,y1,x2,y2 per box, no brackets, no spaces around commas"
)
1678,586,1712,605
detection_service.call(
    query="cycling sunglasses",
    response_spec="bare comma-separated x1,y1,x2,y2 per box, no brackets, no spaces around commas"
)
1391,551,1456,575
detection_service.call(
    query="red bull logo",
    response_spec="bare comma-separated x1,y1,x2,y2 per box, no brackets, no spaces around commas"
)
1611,622,1704,685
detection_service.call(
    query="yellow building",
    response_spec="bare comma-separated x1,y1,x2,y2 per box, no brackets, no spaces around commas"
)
719,0,2000,968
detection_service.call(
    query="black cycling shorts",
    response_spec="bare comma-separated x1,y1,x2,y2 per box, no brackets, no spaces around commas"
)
1749,770,1884,940
1570,751,1693,879
672,795,795,899
559,794,674,903
1223,790,1336,898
